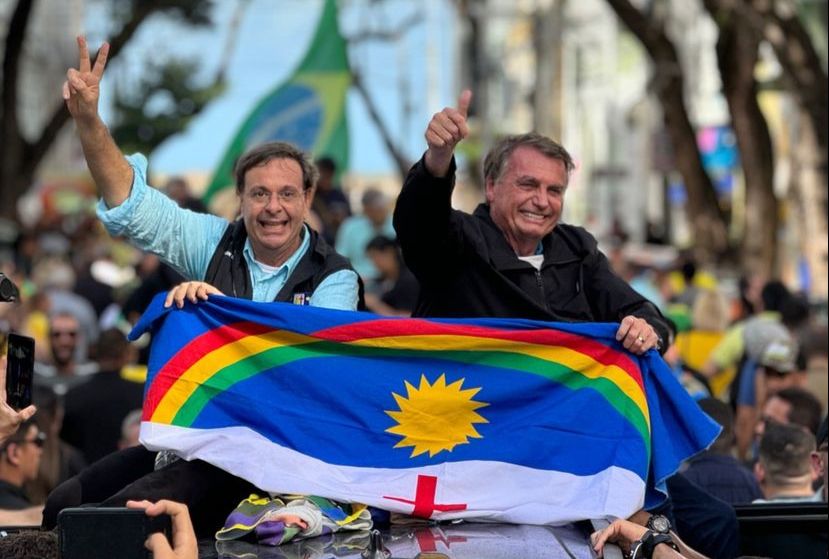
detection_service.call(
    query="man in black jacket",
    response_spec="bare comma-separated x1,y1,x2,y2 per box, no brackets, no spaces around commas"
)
394,90,668,354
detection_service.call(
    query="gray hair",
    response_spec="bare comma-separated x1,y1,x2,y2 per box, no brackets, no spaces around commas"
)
483,133,575,184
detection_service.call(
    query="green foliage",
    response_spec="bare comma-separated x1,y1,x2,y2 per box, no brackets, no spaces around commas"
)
110,57,225,155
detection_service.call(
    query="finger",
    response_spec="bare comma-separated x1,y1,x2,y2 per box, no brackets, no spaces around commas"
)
174,286,188,309
457,89,472,118
126,499,153,511
144,532,173,554
186,283,200,304
435,112,460,136
0,357,7,399
591,528,612,553
430,122,456,145
153,500,196,548
62,80,71,101
17,405,37,422
92,42,110,78
425,130,447,148
615,316,635,341
164,288,177,308
78,36,91,73
66,69,87,92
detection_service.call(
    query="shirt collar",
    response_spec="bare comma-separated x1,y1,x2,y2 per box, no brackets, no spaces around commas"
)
242,224,311,276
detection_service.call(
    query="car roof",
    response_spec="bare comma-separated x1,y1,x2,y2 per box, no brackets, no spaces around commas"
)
198,520,624,558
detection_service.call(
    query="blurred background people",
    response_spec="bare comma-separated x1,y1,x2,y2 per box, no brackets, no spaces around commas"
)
60,329,144,464
311,156,351,245
753,422,821,503
363,235,419,316
683,398,762,504
336,187,395,284
0,419,45,511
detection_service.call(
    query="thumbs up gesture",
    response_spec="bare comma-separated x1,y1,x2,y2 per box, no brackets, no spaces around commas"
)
424,90,472,177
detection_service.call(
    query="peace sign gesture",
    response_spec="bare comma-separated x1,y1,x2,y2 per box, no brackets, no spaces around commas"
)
63,35,110,124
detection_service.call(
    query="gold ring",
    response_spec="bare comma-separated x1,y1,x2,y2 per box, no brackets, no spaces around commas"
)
637,336,645,343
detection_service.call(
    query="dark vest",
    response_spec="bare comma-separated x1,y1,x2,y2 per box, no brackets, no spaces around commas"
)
204,220,363,306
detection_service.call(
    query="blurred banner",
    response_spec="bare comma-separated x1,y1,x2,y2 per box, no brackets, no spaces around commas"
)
203,0,350,203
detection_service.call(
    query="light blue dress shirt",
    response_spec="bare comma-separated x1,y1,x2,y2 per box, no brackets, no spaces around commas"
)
97,154,359,309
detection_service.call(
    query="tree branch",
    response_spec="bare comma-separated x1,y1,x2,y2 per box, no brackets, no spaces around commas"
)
741,0,827,151
352,71,411,177
1,0,35,151
26,0,169,170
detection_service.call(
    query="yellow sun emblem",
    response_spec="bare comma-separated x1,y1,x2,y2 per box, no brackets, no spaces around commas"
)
385,374,489,458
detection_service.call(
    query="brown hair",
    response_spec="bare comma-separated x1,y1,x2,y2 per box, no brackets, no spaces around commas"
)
483,133,575,184
233,142,319,194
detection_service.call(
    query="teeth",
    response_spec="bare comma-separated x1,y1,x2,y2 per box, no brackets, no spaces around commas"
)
520,211,546,221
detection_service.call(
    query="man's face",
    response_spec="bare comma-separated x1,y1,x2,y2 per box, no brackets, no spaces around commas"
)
49,315,80,366
367,248,397,278
364,203,389,228
763,367,797,395
755,395,791,442
15,425,44,482
486,146,568,255
239,158,311,267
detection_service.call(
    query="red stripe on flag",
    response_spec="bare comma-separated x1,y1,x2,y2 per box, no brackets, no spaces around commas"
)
142,321,271,420
313,318,644,390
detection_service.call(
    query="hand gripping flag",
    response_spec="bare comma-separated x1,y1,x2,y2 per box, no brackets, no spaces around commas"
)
131,295,719,525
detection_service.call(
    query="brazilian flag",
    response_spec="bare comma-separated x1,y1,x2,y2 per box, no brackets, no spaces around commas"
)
203,0,349,203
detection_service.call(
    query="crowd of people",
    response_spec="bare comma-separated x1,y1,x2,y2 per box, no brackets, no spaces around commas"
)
0,35,825,559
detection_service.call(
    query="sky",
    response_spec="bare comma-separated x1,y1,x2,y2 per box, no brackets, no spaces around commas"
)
94,0,457,176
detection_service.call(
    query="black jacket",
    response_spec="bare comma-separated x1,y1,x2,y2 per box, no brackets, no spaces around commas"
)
393,157,669,345
204,220,363,306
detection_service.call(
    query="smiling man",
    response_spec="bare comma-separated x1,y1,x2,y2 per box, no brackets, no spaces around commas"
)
44,36,361,536
394,90,668,354
62,37,359,311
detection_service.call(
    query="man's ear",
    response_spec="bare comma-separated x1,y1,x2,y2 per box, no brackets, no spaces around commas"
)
485,178,495,204
2,444,20,467
754,460,765,484
810,451,822,481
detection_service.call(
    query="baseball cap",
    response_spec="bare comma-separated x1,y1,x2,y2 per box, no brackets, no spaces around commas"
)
758,337,797,373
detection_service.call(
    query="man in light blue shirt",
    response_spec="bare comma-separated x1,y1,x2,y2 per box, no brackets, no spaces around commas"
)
43,36,361,536
65,38,359,311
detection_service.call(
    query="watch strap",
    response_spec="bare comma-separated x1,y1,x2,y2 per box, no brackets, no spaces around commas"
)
631,531,679,559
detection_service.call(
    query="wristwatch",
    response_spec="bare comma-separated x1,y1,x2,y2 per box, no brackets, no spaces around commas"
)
646,514,672,535
630,530,680,559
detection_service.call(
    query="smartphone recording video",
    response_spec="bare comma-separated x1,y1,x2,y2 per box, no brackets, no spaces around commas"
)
5,333,35,410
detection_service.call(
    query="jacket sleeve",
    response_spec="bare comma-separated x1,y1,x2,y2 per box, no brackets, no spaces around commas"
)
393,155,465,286
579,237,671,352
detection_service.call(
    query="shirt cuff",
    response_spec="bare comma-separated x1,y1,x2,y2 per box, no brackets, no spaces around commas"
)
96,153,149,236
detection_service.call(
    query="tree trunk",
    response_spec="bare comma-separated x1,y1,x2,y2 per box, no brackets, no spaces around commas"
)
352,72,412,177
605,0,730,264
743,0,828,160
0,0,207,222
790,112,828,298
532,0,565,140
704,1,778,276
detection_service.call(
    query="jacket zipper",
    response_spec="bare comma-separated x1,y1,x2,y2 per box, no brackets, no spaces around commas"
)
535,270,551,312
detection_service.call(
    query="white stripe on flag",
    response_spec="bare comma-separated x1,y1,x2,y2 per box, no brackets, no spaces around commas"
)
141,423,645,525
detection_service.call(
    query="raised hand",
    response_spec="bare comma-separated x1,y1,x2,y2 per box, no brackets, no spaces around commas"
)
63,36,110,123
0,355,37,444
424,89,472,177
